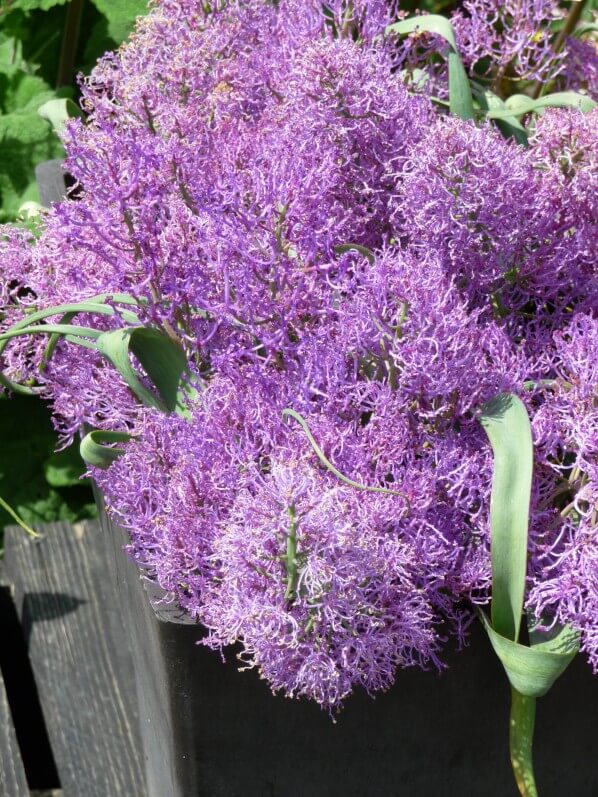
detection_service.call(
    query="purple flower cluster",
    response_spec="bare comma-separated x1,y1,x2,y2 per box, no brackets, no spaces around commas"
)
395,0,597,102
0,0,596,710
451,0,565,83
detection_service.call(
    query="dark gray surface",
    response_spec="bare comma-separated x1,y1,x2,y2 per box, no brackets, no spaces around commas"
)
3,521,145,797
98,504,598,797
0,668,29,797
35,160,67,207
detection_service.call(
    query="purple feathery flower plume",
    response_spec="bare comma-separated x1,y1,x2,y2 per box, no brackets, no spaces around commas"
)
451,0,565,83
0,0,596,708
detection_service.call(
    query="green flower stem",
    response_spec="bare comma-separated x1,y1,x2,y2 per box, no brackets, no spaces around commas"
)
284,503,298,601
510,687,538,797
0,495,40,539
282,408,410,508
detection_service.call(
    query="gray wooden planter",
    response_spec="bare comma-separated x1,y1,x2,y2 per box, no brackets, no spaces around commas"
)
96,494,598,797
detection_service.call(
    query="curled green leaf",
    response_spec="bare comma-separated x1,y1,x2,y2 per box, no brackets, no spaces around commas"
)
479,392,579,797
96,326,189,413
474,88,529,146
487,91,597,120
478,610,579,697
79,430,132,469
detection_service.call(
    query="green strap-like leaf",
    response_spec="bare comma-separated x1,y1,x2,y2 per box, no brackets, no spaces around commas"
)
480,393,532,641
487,91,597,120
333,243,376,264
127,327,189,413
79,430,132,469
0,372,40,396
96,326,188,413
386,16,474,120
475,88,529,146
0,297,140,359
479,392,579,797
0,324,102,342
283,408,410,507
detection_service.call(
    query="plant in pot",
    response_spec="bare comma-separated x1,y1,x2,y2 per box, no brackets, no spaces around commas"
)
0,1,596,795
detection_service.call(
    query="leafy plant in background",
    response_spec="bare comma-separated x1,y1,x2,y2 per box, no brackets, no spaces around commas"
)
0,0,149,540
0,1,596,794
0,393,96,532
0,0,149,220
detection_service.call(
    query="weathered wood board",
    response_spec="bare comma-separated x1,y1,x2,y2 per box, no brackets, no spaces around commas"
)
3,521,145,797
0,669,29,797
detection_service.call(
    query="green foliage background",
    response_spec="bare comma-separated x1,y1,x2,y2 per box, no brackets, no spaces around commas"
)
0,0,149,537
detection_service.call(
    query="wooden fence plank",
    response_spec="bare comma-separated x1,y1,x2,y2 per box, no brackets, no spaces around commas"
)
3,520,145,797
0,671,29,797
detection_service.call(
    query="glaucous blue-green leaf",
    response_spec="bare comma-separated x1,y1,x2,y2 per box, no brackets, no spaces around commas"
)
79,429,132,469
0,323,102,345
480,393,533,641
386,15,474,120
479,392,579,797
475,88,529,146
478,610,579,697
128,326,189,412
96,326,188,413
488,91,597,120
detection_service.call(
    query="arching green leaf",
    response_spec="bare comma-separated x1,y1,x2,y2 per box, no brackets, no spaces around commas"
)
0,323,102,342
488,91,597,120
475,89,529,146
283,408,410,507
79,430,132,469
386,16,474,120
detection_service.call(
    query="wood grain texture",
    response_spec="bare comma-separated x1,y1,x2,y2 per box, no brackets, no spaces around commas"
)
3,520,145,797
0,671,29,797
